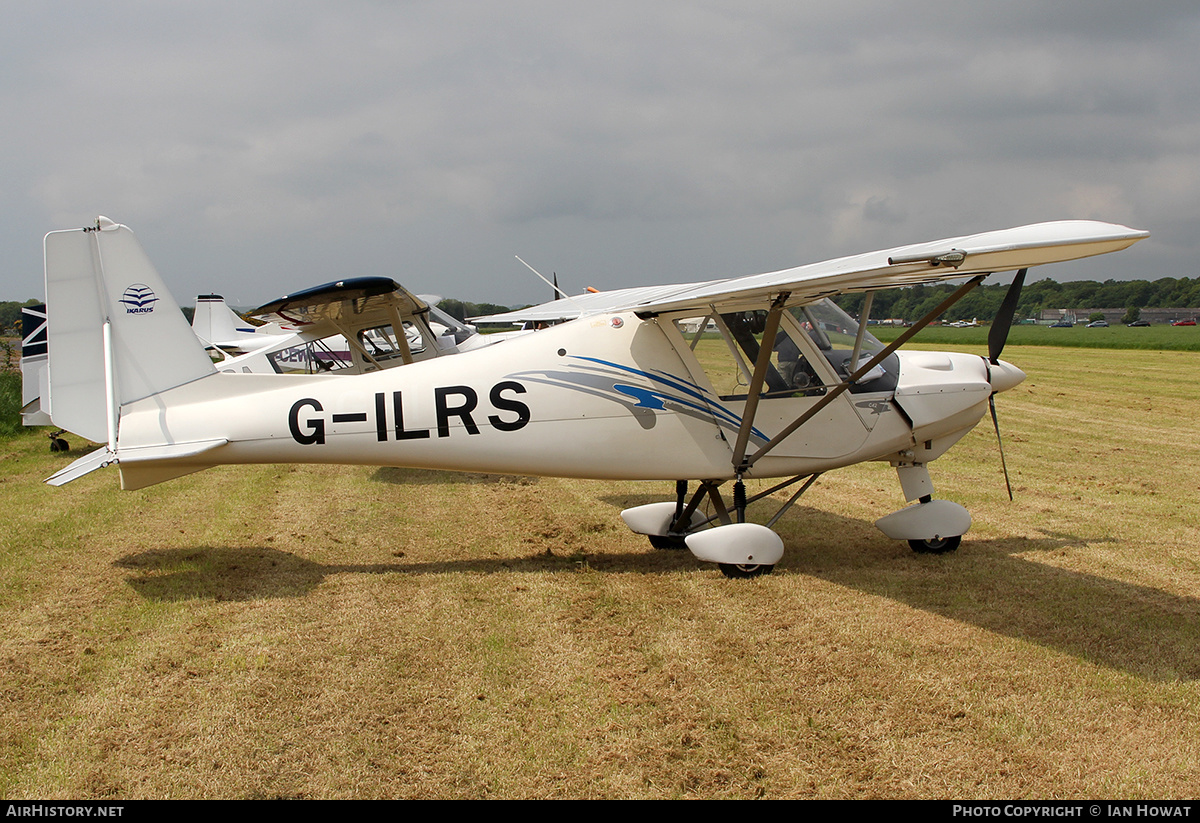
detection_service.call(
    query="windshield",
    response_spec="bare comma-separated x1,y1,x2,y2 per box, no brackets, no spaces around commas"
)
789,299,896,392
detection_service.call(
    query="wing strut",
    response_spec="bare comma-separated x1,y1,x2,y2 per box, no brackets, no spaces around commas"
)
324,317,386,370
385,305,415,365
740,274,988,472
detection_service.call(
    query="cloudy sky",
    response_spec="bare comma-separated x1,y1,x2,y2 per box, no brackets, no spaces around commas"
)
2,1,1196,308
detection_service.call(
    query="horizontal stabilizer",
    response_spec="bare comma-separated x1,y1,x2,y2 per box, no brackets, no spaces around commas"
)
115,438,230,491
114,438,230,464
45,438,229,489
46,447,115,486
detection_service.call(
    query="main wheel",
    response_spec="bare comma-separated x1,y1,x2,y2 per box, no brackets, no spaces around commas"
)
718,563,775,579
908,535,961,555
648,534,688,550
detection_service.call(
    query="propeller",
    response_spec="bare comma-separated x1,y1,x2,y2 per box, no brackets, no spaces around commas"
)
987,382,1014,500
986,268,1026,500
989,268,1026,365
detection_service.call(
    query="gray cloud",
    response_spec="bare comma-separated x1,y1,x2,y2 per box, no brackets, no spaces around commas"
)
1,1,1194,305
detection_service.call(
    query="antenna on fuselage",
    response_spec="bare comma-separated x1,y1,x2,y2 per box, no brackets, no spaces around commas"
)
514,256,588,315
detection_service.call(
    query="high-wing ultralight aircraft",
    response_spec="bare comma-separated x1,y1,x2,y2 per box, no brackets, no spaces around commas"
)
42,217,1147,577
192,283,504,374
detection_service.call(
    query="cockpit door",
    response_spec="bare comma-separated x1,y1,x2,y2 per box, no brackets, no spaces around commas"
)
665,305,877,460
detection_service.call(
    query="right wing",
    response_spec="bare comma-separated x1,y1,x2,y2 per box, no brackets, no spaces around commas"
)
472,220,1148,323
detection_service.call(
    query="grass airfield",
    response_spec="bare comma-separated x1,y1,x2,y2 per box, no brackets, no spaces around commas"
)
2,344,1199,799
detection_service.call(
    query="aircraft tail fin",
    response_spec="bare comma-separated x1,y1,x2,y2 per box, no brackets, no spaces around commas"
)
19,303,52,426
44,217,216,444
191,293,257,348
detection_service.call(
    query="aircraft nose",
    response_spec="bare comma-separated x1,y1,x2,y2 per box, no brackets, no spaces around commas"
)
988,359,1026,394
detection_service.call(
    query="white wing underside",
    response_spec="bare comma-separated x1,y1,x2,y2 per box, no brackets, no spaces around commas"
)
474,220,1148,323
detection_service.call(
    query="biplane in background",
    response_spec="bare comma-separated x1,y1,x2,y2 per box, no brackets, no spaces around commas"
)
41,217,1147,577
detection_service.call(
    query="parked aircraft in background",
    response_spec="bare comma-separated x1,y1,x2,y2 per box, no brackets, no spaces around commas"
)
24,273,519,440
197,284,503,374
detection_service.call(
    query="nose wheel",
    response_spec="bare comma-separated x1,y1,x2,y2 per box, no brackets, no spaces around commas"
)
718,563,775,579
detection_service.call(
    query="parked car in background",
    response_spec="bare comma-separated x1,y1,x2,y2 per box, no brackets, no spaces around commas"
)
1086,320,1109,328
1050,320,1074,328
1128,320,1151,327
1172,319,1196,326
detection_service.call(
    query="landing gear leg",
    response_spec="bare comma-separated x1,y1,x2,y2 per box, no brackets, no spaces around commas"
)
48,429,70,452
875,465,971,553
628,476,822,577
640,480,704,550
673,479,687,524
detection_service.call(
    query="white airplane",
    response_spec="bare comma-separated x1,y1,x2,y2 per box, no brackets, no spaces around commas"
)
194,284,501,374
41,217,1147,577
18,303,54,427
190,293,269,352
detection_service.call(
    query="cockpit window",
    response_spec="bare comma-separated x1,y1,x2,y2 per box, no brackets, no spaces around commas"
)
267,339,352,374
674,299,897,399
789,300,897,393
427,305,476,345
676,310,827,400
357,323,426,362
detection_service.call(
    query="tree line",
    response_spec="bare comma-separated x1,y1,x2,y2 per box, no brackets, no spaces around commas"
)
832,276,1200,323
6,275,1200,335
0,299,41,336
435,299,517,322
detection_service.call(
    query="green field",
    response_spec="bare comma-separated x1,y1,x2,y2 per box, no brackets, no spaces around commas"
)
2,345,1199,798
0,371,20,437
872,322,1200,351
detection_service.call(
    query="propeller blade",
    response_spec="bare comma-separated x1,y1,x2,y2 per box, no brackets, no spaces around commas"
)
989,268,1027,364
989,391,1014,501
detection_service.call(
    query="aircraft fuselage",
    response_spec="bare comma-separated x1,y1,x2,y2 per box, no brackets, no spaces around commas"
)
114,309,1002,490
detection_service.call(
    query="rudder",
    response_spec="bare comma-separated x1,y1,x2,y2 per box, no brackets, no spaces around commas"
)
45,217,215,444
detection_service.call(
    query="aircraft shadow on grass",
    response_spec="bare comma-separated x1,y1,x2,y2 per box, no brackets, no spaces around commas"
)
113,547,405,602
115,497,1199,683
370,466,540,486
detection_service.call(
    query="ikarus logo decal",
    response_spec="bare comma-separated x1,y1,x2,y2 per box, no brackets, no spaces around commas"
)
119,284,158,314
